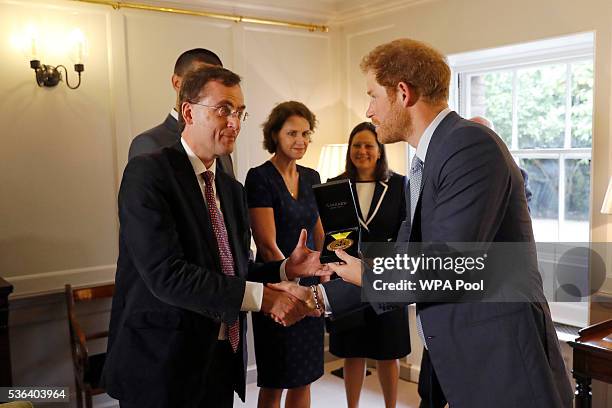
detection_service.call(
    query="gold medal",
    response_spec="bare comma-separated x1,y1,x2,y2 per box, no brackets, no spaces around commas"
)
326,231,354,251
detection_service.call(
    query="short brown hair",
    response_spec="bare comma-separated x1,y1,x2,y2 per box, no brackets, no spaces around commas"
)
360,38,450,105
178,66,241,130
262,101,317,154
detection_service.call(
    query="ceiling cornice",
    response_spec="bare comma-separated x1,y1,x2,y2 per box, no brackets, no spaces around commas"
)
72,0,444,30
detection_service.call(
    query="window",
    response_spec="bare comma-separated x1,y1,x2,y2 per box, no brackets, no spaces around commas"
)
448,33,594,326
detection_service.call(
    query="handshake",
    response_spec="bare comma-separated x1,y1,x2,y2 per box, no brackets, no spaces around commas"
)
259,229,331,326
261,281,323,326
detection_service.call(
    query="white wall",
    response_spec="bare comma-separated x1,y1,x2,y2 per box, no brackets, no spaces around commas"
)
1,0,118,293
1,0,343,295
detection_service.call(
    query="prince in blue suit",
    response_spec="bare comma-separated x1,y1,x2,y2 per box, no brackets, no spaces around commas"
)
321,39,572,408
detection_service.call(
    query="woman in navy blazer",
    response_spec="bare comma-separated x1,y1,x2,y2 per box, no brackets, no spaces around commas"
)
328,122,410,408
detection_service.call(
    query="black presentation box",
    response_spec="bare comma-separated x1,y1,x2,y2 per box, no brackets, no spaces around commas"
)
312,179,361,263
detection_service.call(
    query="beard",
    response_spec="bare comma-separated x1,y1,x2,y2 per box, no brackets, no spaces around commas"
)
376,100,413,145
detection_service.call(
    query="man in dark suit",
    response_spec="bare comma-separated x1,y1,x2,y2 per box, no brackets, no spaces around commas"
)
128,48,235,178
102,66,329,408
316,39,572,408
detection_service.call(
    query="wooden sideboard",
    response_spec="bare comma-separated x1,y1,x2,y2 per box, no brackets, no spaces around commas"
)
568,318,612,408
0,277,13,386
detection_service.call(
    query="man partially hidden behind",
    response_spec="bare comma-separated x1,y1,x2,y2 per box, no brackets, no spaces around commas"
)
469,116,532,208
102,66,330,408
128,48,235,178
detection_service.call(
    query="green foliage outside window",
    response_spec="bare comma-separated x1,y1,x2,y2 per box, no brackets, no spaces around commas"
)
473,61,593,221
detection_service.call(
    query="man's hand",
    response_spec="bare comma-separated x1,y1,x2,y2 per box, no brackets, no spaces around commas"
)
267,281,322,316
327,249,363,286
260,285,319,326
286,229,332,280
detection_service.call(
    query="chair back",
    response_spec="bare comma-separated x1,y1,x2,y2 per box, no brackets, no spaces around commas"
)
65,283,114,407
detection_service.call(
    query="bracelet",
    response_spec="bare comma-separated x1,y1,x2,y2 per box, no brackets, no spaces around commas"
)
310,285,322,311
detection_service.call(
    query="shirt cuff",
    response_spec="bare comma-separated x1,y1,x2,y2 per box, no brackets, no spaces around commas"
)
279,259,299,283
318,284,332,317
241,281,263,312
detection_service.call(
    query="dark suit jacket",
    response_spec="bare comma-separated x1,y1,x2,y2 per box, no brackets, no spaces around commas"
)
520,167,533,209
102,142,280,407
129,113,236,178
325,112,572,408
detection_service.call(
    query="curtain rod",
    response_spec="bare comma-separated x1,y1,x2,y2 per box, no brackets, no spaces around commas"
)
72,0,329,32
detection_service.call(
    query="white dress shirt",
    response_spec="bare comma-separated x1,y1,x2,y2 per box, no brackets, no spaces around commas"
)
180,138,263,339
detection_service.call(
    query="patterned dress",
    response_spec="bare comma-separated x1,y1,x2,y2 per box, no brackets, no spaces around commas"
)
245,161,324,388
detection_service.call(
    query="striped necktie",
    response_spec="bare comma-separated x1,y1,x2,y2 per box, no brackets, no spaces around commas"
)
409,156,428,350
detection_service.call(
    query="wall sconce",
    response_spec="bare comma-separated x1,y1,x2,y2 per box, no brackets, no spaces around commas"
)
30,60,84,89
17,26,87,89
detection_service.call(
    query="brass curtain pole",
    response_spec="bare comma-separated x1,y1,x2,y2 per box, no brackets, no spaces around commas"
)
72,0,329,32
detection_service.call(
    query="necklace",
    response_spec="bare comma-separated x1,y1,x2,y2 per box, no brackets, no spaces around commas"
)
283,173,299,198
270,160,298,199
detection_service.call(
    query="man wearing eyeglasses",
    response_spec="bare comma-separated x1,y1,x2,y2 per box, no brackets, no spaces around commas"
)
102,66,331,408
128,48,235,178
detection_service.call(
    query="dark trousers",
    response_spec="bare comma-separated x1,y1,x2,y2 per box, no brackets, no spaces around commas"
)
120,340,237,408
418,348,447,408
200,340,237,407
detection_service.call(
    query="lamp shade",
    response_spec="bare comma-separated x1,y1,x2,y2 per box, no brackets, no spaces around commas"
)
317,144,348,182
602,176,612,214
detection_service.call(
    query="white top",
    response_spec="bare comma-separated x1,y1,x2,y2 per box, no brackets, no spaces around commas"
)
355,181,376,219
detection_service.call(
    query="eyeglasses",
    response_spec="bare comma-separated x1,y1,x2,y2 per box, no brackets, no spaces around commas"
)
190,101,249,122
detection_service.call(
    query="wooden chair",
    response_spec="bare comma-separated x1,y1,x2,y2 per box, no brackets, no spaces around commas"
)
65,283,114,408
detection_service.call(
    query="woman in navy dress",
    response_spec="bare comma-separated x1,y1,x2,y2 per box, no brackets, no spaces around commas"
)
328,122,410,408
245,101,325,408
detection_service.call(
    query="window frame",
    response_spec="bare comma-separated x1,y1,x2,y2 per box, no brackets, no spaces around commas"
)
447,33,595,327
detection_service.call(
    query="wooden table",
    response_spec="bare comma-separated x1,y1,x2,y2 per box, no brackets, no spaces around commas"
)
568,319,612,408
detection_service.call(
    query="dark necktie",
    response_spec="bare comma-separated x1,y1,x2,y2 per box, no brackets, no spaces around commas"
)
203,170,240,352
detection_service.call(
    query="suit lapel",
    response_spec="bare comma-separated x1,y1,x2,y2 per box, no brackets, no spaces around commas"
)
352,183,368,231
167,143,222,271
364,180,388,227
408,111,461,242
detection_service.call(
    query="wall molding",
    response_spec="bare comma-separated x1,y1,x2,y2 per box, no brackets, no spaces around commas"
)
4,264,115,299
73,0,329,32
334,0,440,25
134,0,333,24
